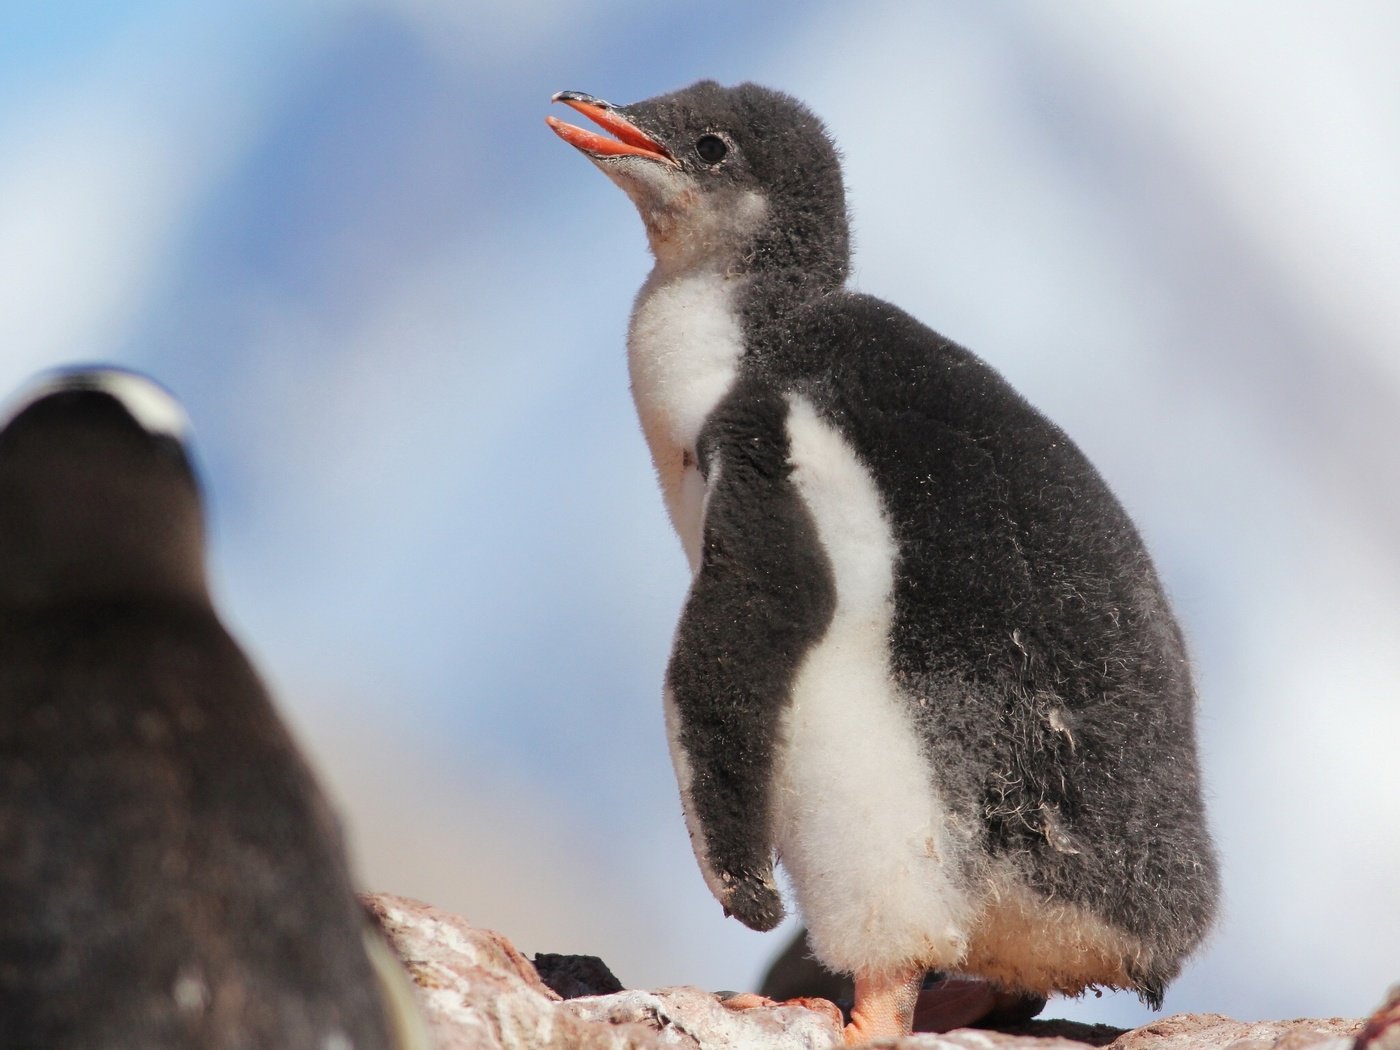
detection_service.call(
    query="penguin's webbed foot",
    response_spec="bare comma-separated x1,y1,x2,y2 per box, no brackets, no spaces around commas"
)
842,970,1047,1044
843,967,924,1046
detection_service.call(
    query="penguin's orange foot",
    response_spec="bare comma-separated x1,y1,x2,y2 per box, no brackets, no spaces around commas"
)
844,968,924,1046
912,976,1046,1033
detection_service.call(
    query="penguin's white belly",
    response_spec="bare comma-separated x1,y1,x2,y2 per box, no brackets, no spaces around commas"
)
628,269,746,572
773,395,975,977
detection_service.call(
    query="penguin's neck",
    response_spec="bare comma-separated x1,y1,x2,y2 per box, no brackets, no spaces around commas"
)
628,263,749,571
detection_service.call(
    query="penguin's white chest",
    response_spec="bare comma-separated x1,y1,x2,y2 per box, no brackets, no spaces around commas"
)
774,396,975,977
628,269,746,571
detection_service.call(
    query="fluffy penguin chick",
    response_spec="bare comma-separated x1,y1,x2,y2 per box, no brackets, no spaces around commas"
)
0,369,423,1049
548,82,1219,1044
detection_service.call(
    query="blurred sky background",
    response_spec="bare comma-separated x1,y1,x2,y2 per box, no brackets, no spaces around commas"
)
2,0,1398,1030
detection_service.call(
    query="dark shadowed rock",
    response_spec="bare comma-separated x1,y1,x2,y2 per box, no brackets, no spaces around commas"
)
533,953,625,999
1007,1019,1125,1046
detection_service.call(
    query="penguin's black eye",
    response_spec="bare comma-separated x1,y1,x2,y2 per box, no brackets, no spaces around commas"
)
695,134,728,164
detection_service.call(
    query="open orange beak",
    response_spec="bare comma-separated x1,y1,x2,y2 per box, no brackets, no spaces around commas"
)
547,91,678,165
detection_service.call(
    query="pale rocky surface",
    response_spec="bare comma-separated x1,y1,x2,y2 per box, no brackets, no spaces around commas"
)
364,893,842,1049
1353,985,1400,1050
364,893,1369,1050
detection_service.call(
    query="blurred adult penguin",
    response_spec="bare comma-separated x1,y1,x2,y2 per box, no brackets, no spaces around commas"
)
0,368,426,1049
550,81,1218,1043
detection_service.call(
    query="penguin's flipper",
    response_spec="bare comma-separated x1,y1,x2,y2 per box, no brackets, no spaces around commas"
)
663,383,836,932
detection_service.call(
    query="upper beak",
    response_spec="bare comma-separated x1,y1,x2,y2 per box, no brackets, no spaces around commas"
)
546,91,677,166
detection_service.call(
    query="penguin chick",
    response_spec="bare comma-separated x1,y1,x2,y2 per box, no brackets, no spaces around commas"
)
549,82,1219,1044
0,369,423,1049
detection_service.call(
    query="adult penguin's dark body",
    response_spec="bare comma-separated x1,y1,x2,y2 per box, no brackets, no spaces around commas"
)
549,82,1218,1044
0,369,420,1049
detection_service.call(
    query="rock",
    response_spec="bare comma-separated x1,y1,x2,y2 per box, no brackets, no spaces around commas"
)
1102,1013,1360,1050
363,893,842,1049
533,953,625,999
564,987,843,1049
362,892,1368,1050
856,1015,1361,1049
864,1032,1109,1050
1355,986,1400,1050
1012,1020,1125,1046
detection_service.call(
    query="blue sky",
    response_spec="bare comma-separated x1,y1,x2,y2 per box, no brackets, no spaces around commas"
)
3,1,1399,1028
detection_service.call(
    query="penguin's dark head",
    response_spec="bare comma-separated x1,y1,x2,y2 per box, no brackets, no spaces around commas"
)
549,81,849,287
0,368,208,609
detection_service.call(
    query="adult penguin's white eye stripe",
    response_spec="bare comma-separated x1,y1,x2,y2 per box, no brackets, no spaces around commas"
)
1,367,191,441
84,369,191,439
